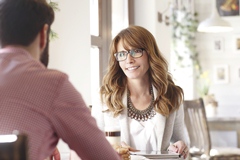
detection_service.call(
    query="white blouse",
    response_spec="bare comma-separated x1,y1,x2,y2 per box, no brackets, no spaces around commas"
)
129,115,158,151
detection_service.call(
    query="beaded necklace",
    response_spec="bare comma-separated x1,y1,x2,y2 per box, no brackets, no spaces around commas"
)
127,86,156,122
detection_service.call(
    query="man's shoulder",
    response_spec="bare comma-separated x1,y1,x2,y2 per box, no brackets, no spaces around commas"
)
37,68,69,83
45,68,68,77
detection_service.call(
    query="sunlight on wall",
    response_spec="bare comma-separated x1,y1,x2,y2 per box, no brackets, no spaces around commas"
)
112,0,129,38
90,47,100,105
90,0,99,36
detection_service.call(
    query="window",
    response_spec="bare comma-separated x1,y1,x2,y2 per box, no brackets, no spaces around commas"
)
90,0,129,104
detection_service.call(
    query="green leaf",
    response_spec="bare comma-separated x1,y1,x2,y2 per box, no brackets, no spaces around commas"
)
48,1,59,40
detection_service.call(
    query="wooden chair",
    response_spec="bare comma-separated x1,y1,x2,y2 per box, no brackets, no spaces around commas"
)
0,134,28,160
183,98,240,160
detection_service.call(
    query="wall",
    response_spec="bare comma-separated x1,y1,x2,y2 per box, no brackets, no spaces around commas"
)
195,0,240,116
49,0,91,106
48,0,90,155
155,1,172,66
132,0,171,63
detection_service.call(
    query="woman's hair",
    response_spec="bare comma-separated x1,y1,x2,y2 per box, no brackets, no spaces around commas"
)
100,25,183,117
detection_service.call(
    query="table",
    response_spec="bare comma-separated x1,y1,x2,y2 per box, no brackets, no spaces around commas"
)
207,117,240,148
130,151,183,160
130,155,183,160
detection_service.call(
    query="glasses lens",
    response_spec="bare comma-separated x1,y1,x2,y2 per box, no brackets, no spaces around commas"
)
117,51,127,61
130,49,143,58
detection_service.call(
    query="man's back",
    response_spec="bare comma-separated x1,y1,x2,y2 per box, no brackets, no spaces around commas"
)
0,47,120,160
0,47,64,159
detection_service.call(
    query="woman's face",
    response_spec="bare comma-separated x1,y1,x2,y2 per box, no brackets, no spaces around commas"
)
117,40,149,80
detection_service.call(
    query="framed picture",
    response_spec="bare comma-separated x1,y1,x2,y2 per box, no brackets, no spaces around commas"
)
234,35,240,53
213,65,229,84
237,66,240,80
213,37,224,52
216,0,240,17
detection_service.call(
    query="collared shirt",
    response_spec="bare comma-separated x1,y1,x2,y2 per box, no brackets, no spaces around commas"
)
129,116,157,151
0,46,120,160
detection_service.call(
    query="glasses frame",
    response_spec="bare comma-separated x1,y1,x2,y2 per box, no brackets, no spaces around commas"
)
114,48,144,62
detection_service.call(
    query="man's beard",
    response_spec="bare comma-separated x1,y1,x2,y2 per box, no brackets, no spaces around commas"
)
40,40,49,67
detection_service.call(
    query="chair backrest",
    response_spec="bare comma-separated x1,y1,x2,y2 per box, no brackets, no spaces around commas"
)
183,98,211,157
0,134,28,160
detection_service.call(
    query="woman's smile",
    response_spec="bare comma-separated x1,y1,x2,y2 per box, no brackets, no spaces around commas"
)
126,66,140,71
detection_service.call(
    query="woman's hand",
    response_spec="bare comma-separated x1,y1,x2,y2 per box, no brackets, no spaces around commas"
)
112,141,139,160
112,143,131,160
167,141,188,159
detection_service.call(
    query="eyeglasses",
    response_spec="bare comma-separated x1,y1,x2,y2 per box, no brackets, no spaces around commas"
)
114,48,144,62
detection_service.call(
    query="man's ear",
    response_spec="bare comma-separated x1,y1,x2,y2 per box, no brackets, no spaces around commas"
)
40,24,49,51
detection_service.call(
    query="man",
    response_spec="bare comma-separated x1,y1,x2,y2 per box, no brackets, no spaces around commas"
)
0,0,121,159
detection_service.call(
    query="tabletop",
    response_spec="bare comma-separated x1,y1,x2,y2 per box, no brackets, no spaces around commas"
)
207,116,240,148
130,151,183,160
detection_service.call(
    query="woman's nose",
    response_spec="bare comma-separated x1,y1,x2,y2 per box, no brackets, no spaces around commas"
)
126,53,134,63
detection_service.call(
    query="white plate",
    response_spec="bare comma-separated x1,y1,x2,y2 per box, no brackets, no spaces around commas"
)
130,155,149,160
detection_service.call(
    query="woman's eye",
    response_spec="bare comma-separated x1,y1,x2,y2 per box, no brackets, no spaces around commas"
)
119,52,125,57
134,49,141,53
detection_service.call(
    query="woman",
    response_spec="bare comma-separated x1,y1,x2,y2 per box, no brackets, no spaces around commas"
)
92,25,189,159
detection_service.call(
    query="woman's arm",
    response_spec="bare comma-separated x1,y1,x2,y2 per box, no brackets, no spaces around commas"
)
168,104,190,159
172,104,190,146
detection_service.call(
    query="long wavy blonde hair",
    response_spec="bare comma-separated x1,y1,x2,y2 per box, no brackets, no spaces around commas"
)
100,25,183,117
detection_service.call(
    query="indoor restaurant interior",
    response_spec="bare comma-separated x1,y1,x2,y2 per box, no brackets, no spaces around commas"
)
4,0,239,160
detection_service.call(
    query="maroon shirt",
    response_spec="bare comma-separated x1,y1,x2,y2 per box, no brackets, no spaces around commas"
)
0,47,120,160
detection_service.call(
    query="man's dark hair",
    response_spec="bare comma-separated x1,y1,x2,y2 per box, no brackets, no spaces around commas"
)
0,0,54,47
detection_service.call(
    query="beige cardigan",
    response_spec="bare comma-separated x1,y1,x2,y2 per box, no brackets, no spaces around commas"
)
91,86,189,151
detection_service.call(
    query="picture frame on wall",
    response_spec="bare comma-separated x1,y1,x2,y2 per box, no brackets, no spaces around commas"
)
213,37,224,52
216,0,240,17
238,66,240,80
234,35,240,53
213,65,229,84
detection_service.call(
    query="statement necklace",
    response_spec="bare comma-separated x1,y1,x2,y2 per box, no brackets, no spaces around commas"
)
127,86,156,122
